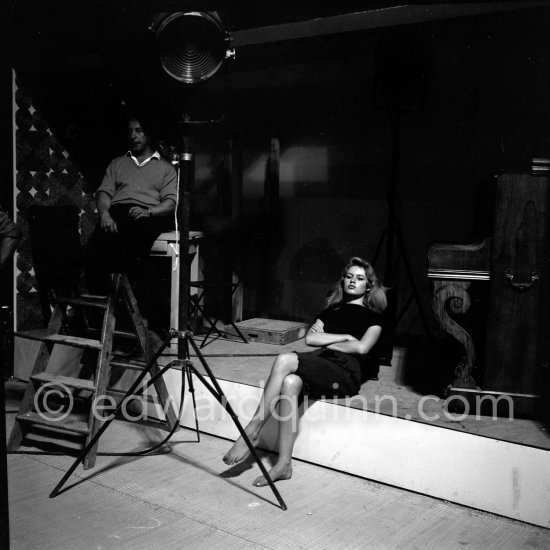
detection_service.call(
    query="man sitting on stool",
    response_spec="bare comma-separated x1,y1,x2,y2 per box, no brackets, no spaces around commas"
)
85,113,177,344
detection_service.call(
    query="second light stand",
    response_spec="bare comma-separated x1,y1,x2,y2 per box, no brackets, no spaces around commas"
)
372,109,433,344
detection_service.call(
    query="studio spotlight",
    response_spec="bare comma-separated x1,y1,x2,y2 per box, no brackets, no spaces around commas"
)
152,12,233,84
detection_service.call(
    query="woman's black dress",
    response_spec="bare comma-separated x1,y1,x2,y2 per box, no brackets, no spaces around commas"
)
295,303,384,399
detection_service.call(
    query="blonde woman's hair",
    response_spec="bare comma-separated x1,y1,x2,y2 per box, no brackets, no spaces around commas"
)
325,257,387,313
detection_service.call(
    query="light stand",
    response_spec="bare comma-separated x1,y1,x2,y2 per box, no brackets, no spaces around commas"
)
372,29,434,346
372,108,433,343
49,327,287,510
48,124,286,508
50,11,287,510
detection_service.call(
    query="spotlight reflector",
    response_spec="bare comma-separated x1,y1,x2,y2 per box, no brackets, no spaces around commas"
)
153,12,229,84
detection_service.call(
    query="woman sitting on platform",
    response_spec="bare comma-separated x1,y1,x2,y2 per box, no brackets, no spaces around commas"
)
223,256,387,486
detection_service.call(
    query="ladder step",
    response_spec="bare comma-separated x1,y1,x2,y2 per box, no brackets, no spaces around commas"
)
16,330,103,350
113,330,137,339
56,296,108,309
80,293,108,300
43,334,102,350
8,274,179,469
31,373,96,392
110,358,148,371
16,411,91,435
15,328,57,342
86,329,137,340
106,388,159,405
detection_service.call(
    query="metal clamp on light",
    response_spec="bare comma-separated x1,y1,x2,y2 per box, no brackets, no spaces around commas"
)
151,12,233,84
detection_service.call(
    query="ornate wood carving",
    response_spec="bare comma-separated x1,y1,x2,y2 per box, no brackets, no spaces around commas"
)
428,238,490,387
431,280,477,384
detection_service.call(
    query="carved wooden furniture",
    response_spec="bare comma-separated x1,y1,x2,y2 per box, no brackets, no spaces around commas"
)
428,238,490,386
428,172,550,414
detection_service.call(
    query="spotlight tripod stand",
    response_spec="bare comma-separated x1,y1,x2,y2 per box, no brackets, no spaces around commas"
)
49,328,287,509
372,108,433,344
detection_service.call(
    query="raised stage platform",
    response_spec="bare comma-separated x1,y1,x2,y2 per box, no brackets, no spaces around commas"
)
177,336,550,450
12,331,550,528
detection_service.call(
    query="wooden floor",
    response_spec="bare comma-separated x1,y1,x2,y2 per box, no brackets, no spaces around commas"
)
5,381,550,549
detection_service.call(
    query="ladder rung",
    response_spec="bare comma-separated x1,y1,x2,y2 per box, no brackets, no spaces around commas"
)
15,329,56,342
31,373,96,392
88,329,137,340
79,293,108,300
56,296,108,309
110,358,148,371
106,388,159,405
113,330,137,339
43,334,102,350
9,274,178,464
16,411,91,435
16,330,103,350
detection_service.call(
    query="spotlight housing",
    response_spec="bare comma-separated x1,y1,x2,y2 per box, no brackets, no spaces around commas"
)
152,12,231,84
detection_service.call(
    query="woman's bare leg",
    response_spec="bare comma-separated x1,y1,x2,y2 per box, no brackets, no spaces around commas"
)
223,353,299,465
253,373,303,486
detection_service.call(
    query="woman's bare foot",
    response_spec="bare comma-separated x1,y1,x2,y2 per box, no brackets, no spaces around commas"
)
252,461,293,487
223,428,260,465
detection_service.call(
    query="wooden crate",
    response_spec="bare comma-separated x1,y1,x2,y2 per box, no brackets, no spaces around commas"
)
225,318,309,345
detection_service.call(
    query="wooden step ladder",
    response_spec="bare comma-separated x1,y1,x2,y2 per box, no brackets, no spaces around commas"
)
7,273,178,469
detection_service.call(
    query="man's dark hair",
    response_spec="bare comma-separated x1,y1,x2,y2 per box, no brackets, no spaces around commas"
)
124,109,160,145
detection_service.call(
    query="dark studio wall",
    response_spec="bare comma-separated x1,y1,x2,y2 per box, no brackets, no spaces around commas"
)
9,5,550,345
187,6,550,341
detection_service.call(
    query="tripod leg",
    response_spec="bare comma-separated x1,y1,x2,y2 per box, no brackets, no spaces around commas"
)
228,321,248,345
186,335,288,510
199,310,224,348
49,332,176,498
184,362,200,442
372,227,388,268
394,223,435,346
